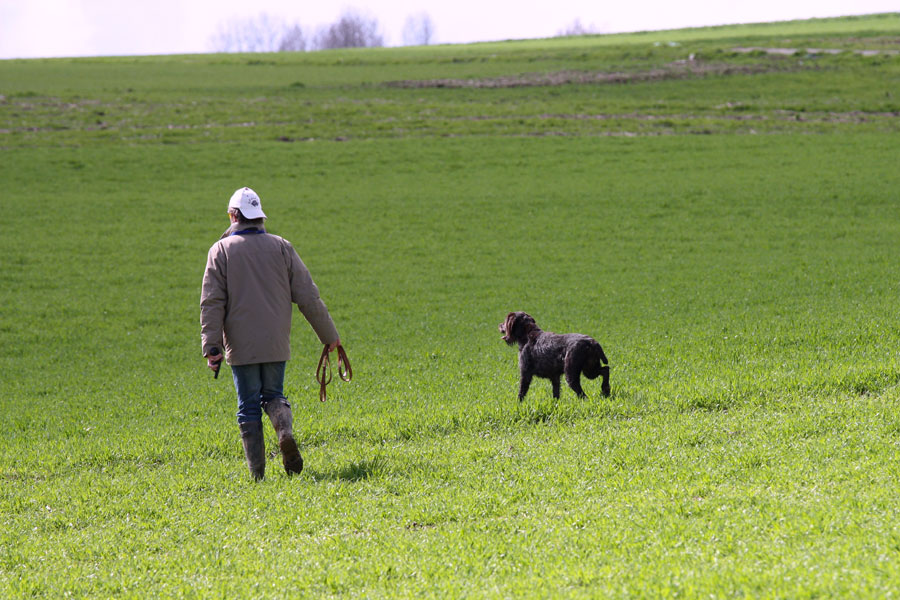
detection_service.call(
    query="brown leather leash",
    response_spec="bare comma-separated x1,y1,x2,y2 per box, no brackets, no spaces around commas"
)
316,344,352,402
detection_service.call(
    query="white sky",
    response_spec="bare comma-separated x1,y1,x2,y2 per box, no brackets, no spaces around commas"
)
0,0,896,59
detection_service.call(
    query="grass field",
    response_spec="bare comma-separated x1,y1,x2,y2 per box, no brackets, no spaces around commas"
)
2,13,900,598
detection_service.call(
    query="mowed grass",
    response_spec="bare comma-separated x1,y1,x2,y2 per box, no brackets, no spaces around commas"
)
2,14,900,598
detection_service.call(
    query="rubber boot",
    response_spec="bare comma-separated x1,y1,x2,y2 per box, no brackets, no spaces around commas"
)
263,398,303,476
239,421,266,481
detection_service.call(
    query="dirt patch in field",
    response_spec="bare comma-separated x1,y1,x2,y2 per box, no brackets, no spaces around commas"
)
733,46,899,57
384,61,782,89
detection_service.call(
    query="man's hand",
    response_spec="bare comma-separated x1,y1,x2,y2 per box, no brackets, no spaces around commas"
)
207,349,223,373
326,339,342,353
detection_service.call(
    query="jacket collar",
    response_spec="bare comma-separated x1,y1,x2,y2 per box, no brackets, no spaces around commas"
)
220,224,266,239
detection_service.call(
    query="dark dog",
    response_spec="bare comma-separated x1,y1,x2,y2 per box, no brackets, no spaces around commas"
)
499,311,610,400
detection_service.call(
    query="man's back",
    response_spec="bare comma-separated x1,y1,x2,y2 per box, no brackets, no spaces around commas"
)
201,231,337,365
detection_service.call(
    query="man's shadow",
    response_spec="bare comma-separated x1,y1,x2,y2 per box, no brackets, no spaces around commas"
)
306,458,383,482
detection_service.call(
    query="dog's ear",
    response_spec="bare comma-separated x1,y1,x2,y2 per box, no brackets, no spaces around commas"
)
503,312,516,336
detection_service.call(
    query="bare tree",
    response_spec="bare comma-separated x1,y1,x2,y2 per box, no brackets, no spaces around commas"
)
556,18,599,37
210,13,284,53
210,9,390,54
314,9,384,50
278,24,307,52
402,12,435,46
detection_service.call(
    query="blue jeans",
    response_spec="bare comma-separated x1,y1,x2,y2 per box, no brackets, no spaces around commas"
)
231,362,286,424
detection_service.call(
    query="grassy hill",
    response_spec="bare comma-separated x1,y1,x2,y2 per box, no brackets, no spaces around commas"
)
1,13,899,598
2,13,898,146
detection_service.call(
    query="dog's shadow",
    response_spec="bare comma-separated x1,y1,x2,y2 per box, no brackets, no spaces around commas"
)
307,457,384,482
514,389,618,425
516,400,560,424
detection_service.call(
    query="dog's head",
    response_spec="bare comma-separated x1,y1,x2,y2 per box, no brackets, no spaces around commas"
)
499,311,538,345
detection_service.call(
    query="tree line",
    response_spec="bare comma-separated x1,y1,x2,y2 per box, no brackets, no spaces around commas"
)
210,10,435,52
210,10,601,53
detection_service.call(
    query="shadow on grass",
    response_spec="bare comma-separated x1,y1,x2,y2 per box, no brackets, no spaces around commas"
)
513,391,622,425
308,457,384,482
843,368,900,397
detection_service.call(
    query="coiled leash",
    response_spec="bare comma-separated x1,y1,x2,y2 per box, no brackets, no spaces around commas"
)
316,344,352,402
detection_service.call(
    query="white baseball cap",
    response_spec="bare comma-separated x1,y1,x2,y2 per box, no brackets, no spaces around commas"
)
228,187,267,220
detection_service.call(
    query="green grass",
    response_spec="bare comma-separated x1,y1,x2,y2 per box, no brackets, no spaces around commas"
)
2,14,898,148
2,13,900,598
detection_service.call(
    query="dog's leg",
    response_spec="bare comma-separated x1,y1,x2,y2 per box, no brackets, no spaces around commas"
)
518,352,534,401
564,353,587,398
565,371,586,398
583,343,611,396
551,375,561,399
518,371,533,401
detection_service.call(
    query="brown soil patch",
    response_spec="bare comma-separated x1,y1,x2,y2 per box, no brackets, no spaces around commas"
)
733,46,899,56
384,62,780,89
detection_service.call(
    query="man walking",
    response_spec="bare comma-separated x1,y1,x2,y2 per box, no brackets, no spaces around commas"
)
201,187,341,480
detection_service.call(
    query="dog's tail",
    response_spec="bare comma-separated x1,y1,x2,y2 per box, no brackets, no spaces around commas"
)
582,340,609,380
593,340,611,397
594,339,609,366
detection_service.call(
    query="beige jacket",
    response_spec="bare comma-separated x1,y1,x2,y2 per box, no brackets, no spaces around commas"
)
200,227,339,365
